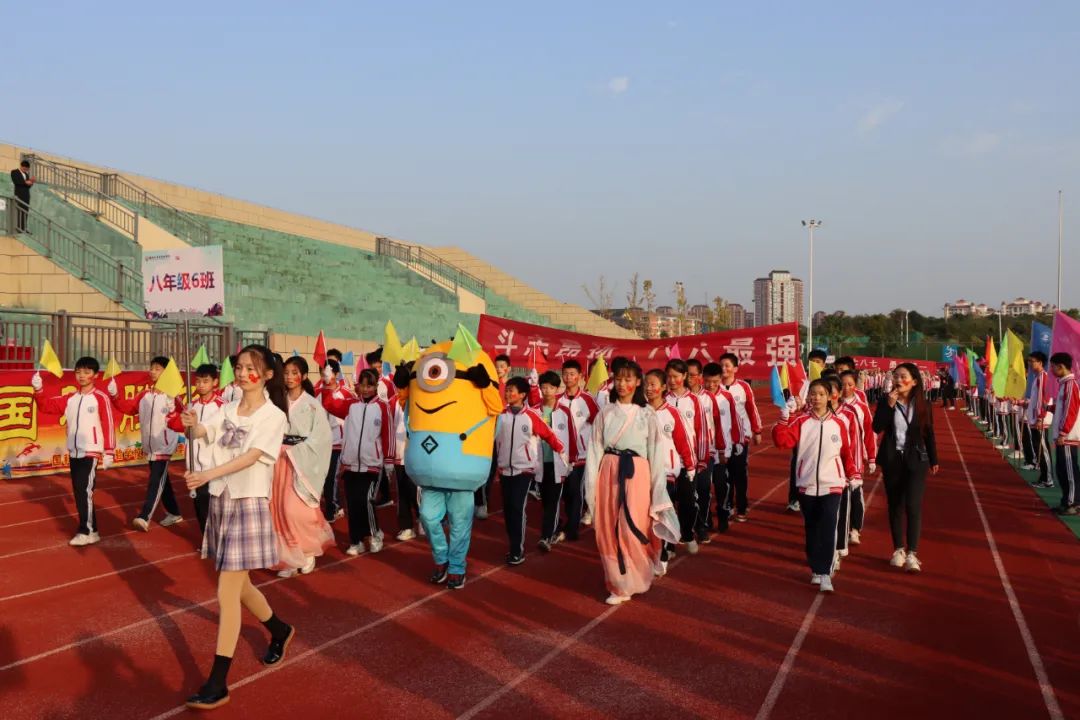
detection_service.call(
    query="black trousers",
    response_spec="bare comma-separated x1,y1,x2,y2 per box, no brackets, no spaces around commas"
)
539,462,563,541
694,463,712,539
560,464,585,540
882,458,929,552
70,457,98,535
711,459,729,528
788,449,799,505
138,459,179,521
1056,445,1079,508
836,485,852,551
395,464,420,531
501,473,533,557
342,470,380,544
375,467,392,505
322,448,341,521
800,492,841,575
14,195,29,233
194,484,210,532
727,447,750,515
850,485,865,531
666,470,698,543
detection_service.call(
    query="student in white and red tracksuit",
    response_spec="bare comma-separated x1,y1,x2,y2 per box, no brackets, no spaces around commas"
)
167,364,225,532
644,369,696,570
1050,353,1080,514
718,353,763,522
557,359,600,540
316,359,355,522
535,371,576,551
686,358,717,544
495,377,566,564
838,370,876,547
823,373,858,562
109,355,186,533
663,359,708,552
322,368,392,555
772,379,858,593
703,364,738,531
31,357,115,546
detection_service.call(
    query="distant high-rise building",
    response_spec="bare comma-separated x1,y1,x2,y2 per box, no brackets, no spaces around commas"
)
753,270,804,326
727,303,750,330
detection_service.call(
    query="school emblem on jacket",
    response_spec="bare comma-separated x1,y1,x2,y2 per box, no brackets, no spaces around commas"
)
663,422,673,433
831,435,840,443
373,418,381,427
520,424,530,435
87,405,97,414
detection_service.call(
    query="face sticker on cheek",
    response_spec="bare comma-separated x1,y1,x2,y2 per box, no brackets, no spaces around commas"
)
248,373,259,384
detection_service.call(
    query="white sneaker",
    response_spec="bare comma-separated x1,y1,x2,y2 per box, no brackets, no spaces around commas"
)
654,560,668,577
686,540,700,555
582,510,593,526
333,508,345,521
786,501,801,512
69,532,101,547
811,573,822,585
819,575,834,593
833,555,842,573
904,552,922,573
839,547,849,558
890,548,907,567
346,544,365,556
849,529,861,545
1021,464,1037,471
300,555,317,574
367,535,384,553
396,529,416,541
160,513,183,527
277,568,298,578
475,504,488,520
132,517,150,532
604,593,631,606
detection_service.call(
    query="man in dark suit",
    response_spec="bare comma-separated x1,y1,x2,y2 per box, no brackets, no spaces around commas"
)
10,160,34,233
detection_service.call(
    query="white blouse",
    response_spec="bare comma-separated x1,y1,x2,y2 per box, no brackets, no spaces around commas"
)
204,400,287,499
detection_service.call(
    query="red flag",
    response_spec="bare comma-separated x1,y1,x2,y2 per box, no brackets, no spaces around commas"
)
788,359,808,398
530,344,549,373
313,331,327,368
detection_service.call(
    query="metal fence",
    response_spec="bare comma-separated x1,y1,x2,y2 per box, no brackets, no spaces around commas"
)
376,236,487,297
0,309,269,370
24,156,140,240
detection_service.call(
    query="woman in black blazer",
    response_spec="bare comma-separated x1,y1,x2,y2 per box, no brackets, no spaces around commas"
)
873,362,939,573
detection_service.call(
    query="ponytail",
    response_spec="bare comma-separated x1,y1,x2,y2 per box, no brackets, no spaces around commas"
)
240,344,289,418
284,356,317,397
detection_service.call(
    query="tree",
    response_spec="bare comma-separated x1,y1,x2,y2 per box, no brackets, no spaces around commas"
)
708,296,731,331
584,276,615,320
642,279,657,338
624,273,645,336
673,281,690,336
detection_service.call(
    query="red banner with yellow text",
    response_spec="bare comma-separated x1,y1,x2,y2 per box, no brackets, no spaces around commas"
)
476,315,800,381
852,356,940,374
0,370,187,480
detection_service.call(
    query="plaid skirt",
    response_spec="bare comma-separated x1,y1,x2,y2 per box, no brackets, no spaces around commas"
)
202,488,279,572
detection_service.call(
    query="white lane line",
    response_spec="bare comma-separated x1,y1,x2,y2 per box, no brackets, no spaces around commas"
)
0,552,197,603
0,482,144,507
0,528,143,561
944,411,1064,720
0,500,143,529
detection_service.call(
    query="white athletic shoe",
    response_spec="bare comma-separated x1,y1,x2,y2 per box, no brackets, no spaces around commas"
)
69,532,101,547
277,568,298,578
904,552,922,573
346,544,365,556
786,501,801,512
605,593,631,606
655,560,668,577
1021,464,1037,471
811,574,823,585
300,555,317,574
819,575,835,593
686,540,700,555
132,517,150,532
160,513,183,527
475,504,489,520
849,529,861,545
833,555,842,573
367,535,384,553
890,548,907,567
396,529,416,541
839,547,849,558
333,508,345,521
582,510,593,526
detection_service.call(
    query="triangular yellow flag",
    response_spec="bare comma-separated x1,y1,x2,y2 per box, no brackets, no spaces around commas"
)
779,363,791,391
104,357,123,380
586,356,609,394
808,361,823,381
447,324,483,366
401,337,421,363
1004,329,1027,399
39,339,63,378
383,321,404,367
155,358,186,398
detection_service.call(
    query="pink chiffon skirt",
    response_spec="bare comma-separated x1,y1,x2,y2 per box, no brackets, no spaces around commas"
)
270,449,334,570
594,454,663,597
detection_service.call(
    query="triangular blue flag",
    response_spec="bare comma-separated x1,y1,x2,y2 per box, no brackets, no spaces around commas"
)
382,361,392,377
292,349,300,357
1031,321,1052,357
341,350,355,366
770,365,786,409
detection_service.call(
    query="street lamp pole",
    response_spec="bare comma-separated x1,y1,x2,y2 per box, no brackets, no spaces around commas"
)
802,219,822,357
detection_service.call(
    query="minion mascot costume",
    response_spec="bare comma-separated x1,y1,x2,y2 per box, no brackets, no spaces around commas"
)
394,325,503,589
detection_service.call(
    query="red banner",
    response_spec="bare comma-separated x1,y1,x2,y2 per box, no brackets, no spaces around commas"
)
852,356,939,374
0,370,186,479
476,315,800,381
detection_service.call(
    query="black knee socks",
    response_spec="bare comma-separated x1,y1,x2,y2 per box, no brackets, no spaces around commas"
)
262,613,290,641
205,654,232,692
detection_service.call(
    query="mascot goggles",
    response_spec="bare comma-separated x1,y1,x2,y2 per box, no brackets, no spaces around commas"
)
413,353,483,393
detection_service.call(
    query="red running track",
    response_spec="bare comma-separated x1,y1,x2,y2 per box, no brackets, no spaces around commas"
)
0,398,1077,719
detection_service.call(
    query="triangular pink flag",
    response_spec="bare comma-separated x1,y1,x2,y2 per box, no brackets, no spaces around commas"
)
1048,311,1080,399
356,353,369,371
669,342,683,360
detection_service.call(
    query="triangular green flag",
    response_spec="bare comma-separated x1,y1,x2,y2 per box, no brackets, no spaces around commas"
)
992,332,1009,396
190,344,211,369
219,355,235,386
447,324,482,366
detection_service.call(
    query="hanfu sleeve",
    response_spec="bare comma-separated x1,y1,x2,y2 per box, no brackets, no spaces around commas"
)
646,408,680,545
287,398,333,507
583,407,606,517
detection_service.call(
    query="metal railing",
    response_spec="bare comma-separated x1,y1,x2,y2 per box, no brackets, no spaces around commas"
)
376,236,486,297
23,156,140,240
2,194,142,313
0,309,268,370
23,154,212,247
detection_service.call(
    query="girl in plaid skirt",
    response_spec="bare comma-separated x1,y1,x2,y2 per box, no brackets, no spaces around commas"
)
181,345,295,711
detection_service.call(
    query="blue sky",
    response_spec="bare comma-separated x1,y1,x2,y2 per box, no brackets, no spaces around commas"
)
5,1,1078,315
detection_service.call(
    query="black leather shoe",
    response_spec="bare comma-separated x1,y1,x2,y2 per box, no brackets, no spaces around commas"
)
262,625,295,666
185,686,230,710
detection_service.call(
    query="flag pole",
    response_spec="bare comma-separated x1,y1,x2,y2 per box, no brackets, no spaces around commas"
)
182,316,196,499
1058,190,1063,311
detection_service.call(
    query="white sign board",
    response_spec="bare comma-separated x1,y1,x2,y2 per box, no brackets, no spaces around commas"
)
141,246,225,319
